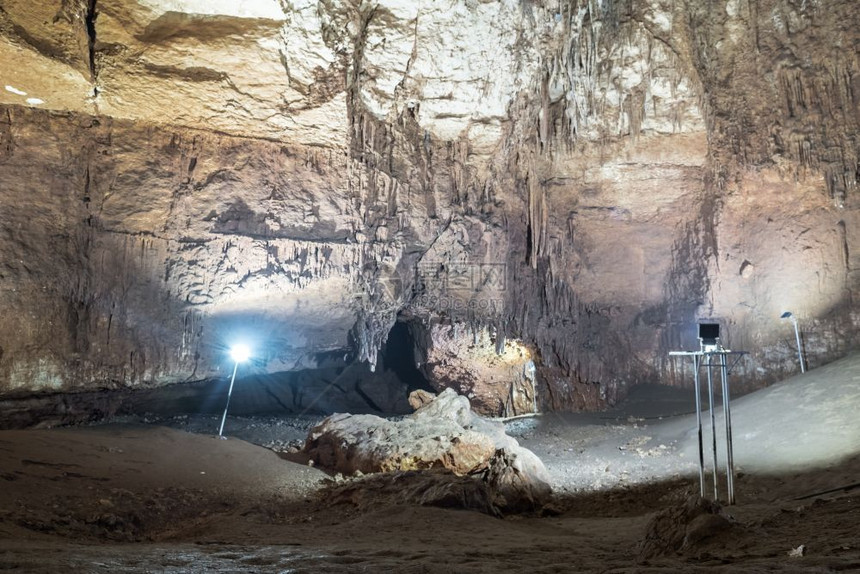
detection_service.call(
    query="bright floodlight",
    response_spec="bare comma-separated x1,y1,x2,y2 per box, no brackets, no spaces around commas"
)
230,343,251,363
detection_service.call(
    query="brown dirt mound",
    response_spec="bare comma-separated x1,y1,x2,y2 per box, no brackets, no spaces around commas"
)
638,495,737,561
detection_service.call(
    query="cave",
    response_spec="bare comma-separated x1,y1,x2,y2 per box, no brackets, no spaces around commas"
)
1,0,860,571
381,319,434,396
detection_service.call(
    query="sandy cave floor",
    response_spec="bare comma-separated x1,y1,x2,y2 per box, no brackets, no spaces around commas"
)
1,357,860,572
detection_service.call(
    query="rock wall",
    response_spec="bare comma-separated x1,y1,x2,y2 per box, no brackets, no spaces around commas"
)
0,0,858,410
412,323,537,417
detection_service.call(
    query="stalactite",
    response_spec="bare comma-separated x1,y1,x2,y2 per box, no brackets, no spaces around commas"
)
526,160,548,269
539,73,551,152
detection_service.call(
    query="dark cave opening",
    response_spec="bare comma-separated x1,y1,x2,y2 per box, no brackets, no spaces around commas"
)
378,320,434,396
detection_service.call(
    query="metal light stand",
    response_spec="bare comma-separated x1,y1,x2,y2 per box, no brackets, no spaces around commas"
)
218,344,250,439
670,344,747,505
218,359,240,438
781,312,806,373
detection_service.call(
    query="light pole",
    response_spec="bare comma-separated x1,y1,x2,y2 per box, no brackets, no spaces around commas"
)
780,312,806,373
218,344,251,438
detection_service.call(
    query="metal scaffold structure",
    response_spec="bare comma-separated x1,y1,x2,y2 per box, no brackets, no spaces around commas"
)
670,323,747,505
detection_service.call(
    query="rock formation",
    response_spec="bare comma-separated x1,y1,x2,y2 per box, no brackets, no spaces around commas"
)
414,323,538,416
304,388,548,473
0,1,859,412
304,387,552,512
406,388,435,411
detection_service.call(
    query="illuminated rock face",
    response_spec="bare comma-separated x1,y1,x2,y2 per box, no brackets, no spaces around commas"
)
0,1,858,409
413,324,538,417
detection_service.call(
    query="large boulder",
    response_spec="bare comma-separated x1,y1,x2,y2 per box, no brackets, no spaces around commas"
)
303,388,550,501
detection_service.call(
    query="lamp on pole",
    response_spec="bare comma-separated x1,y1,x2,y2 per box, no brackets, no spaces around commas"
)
780,312,806,373
218,343,251,438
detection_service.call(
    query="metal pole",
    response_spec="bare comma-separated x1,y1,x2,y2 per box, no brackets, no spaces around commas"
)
792,318,806,373
218,360,240,438
706,354,719,500
693,355,705,498
720,352,736,505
